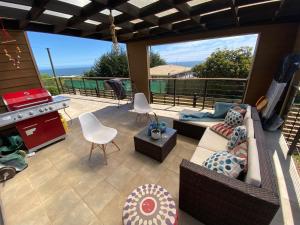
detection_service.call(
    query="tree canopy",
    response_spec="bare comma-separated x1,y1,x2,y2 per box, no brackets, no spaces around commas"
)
84,49,166,77
150,51,166,68
192,47,253,78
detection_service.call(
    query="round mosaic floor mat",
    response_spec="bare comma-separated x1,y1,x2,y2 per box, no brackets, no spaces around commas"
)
123,184,177,225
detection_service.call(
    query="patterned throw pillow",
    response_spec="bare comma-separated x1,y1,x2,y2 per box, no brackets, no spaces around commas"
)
224,109,244,127
210,123,234,139
227,126,247,149
232,106,247,117
229,142,248,171
202,151,246,178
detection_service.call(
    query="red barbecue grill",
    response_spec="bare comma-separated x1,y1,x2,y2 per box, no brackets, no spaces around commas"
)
0,88,70,152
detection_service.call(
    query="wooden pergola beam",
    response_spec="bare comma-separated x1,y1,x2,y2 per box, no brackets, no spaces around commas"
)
19,0,51,29
160,0,201,24
55,0,128,33
229,0,239,25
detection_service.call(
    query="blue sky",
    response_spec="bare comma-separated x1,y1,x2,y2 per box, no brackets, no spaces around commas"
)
151,34,258,63
27,31,125,69
27,32,258,69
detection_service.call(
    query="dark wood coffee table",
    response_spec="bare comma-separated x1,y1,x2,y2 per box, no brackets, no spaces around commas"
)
134,127,177,162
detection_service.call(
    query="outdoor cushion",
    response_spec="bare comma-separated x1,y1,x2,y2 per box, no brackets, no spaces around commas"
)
232,106,247,117
198,128,228,152
183,120,222,128
224,109,244,127
190,146,215,166
244,105,252,120
210,122,234,139
245,118,255,138
202,151,246,178
245,138,261,187
227,126,247,149
229,142,248,171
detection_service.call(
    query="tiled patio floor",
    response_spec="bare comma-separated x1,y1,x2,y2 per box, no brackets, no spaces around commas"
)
0,95,299,225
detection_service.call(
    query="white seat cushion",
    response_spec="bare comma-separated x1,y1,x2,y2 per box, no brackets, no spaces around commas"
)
190,146,215,166
198,128,228,152
245,138,261,187
245,118,255,139
244,105,251,120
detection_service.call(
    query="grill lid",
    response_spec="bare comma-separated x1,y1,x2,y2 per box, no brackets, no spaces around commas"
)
2,88,52,111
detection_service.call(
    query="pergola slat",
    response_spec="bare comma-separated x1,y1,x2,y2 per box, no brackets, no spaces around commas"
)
0,0,299,42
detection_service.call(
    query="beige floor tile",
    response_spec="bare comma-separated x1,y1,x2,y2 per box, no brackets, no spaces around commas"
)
157,169,180,199
105,165,136,191
44,188,81,221
1,178,33,205
98,193,126,225
69,168,106,197
83,180,118,215
28,165,60,189
53,201,98,225
121,174,152,196
6,206,51,225
4,190,41,218
37,174,70,202
164,155,183,174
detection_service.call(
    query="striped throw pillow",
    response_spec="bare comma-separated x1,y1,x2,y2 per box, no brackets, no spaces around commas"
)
229,142,248,171
210,123,234,139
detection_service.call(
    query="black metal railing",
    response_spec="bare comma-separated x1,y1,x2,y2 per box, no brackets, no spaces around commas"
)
149,78,248,109
42,76,248,109
282,88,300,156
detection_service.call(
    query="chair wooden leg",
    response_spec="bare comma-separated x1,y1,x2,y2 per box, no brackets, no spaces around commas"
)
112,140,121,151
89,143,94,160
102,144,108,165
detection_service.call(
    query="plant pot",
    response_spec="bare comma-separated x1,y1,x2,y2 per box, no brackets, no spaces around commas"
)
151,129,161,140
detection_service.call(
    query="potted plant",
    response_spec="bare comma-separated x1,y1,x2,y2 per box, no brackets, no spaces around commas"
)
151,113,161,140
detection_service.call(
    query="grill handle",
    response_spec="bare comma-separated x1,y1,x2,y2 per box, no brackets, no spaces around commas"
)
13,99,49,109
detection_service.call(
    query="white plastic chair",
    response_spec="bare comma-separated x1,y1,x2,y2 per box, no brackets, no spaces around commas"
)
133,93,152,121
78,112,120,165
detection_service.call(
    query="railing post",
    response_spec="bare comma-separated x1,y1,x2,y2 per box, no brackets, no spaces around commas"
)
202,79,208,109
173,79,176,106
150,92,153,103
95,79,100,97
58,77,63,93
193,93,197,108
82,78,87,96
241,80,247,103
53,77,61,94
288,126,300,155
70,78,75,94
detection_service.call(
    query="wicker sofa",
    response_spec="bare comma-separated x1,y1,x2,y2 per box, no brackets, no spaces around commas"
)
173,107,280,225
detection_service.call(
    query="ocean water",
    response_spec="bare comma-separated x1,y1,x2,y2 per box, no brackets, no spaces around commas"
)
39,66,92,76
39,61,201,77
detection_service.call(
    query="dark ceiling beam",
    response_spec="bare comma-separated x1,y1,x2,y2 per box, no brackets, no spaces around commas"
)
273,0,287,20
55,0,128,33
19,0,51,29
160,0,201,24
229,0,239,25
82,0,178,37
92,0,192,33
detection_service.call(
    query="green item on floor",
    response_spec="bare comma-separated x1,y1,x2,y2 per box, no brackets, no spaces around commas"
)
8,135,23,150
0,150,27,172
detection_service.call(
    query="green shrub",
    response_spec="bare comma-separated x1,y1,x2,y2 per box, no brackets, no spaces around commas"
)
46,86,59,96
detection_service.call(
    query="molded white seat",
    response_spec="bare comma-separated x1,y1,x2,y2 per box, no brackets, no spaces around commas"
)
78,112,120,164
134,93,152,114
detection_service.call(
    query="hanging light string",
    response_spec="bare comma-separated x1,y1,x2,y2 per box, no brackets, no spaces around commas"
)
109,10,120,54
0,17,22,68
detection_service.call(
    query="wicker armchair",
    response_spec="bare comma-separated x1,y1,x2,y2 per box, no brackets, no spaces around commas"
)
178,108,280,225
